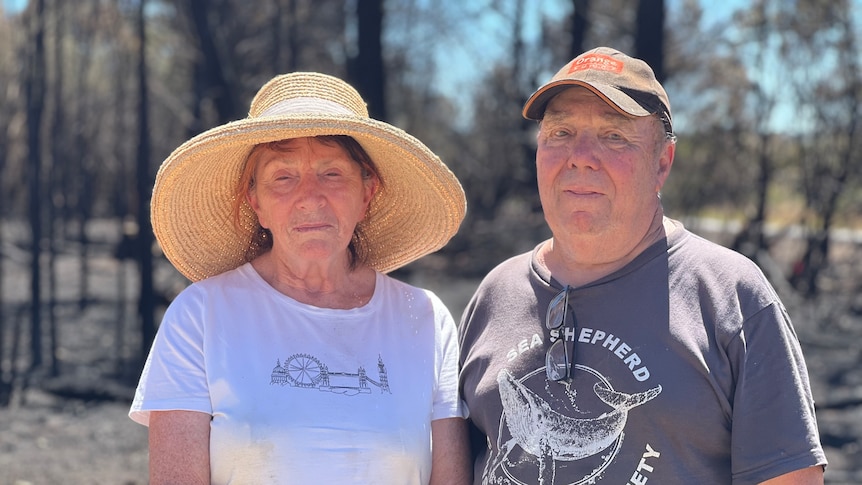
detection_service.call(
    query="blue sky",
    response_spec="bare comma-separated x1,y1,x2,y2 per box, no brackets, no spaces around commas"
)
1,0,22,13
428,0,744,125
3,0,846,132
0,0,744,29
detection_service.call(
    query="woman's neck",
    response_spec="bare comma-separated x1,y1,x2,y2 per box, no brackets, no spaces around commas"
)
251,252,376,309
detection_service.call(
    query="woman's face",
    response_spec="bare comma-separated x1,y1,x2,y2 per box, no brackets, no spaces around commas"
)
247,137,378,266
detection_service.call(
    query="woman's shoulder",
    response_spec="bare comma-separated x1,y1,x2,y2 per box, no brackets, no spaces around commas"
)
376,272,454,312
378,272,435,298
171,263,260,302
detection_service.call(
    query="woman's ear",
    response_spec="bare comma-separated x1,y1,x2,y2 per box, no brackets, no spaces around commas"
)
246,188,258,212
246,186,269,230
362,176,379,208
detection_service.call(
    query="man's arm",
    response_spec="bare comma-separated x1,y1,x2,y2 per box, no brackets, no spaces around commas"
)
760,465,824,485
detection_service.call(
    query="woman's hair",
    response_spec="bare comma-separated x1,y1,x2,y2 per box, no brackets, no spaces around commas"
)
232,135,383,269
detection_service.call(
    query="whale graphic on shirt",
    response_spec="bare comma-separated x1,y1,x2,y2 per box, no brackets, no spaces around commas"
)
485,368,661,484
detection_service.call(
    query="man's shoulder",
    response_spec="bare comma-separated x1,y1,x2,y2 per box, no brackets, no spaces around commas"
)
671,226,778,302
460,249,537,315
669,222,757,266
478,249,535,289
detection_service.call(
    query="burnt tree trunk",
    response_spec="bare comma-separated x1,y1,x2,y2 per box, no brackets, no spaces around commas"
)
635,0,666,82
570,0,590,57
349,0,386,120
26,0,47,372
136,0,156,356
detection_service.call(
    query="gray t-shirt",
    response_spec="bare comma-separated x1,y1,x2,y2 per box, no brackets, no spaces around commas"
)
459,219,826,484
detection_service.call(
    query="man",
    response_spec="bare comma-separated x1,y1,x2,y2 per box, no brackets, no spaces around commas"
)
459,47,827,484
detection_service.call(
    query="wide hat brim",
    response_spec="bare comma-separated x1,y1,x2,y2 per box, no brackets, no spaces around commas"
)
152,112,466,282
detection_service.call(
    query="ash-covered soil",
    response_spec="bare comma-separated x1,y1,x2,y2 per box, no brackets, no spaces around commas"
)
0,220,860,484
0,388,148,484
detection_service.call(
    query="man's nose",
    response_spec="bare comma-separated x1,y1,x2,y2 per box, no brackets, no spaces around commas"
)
567,134,601,170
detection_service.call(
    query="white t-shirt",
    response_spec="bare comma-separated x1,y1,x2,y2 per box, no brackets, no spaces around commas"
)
130,263,466,484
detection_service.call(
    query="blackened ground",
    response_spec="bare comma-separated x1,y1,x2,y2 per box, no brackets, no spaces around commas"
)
0,222,860,484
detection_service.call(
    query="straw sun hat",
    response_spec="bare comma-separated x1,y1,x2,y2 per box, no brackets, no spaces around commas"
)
151,72,466,282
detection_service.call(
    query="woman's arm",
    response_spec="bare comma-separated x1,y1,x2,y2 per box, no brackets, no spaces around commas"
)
148,410,211,485
429,417,472,485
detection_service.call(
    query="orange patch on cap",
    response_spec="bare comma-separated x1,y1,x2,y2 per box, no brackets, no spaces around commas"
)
568,54,624,74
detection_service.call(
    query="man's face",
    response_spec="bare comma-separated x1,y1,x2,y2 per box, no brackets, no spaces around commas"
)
535,87,674,261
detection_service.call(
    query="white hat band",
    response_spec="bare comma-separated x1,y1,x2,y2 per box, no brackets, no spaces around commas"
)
259,97,356,117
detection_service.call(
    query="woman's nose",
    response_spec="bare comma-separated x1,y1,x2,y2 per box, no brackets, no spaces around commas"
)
294,175,326,208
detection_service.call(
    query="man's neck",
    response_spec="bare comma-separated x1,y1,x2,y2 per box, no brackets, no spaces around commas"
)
539,212,669,288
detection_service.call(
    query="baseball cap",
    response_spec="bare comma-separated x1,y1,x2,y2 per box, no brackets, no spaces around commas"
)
523,47,673,135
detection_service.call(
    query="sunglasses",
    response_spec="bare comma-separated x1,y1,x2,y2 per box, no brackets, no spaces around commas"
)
545,285,574,381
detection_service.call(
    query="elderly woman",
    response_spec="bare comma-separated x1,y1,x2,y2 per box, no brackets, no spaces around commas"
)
130,73,470,484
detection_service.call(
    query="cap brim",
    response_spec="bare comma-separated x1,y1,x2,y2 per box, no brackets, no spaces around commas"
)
522,80,652,120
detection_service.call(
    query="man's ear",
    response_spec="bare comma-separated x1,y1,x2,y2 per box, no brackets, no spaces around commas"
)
656,140,675,192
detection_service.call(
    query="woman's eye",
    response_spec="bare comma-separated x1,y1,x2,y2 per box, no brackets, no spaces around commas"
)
271,172,298,183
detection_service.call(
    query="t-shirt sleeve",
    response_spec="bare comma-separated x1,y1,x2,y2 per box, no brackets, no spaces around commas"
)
128,287,212,426
429,291,469,421
729,302,827,483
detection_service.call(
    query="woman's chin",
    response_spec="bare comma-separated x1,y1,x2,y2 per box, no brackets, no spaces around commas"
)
280,240,350,264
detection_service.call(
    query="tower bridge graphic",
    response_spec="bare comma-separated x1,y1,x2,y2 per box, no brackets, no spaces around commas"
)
270,353,391,395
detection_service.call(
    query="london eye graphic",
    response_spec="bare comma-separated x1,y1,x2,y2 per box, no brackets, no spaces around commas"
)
271,353,391,395
283,354,324,388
